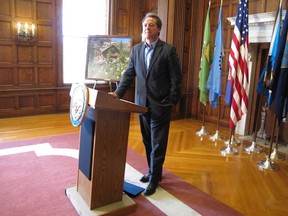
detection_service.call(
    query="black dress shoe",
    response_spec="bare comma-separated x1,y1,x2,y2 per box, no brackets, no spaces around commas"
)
140,174,150,183
143,182,158,196
140,174,162,183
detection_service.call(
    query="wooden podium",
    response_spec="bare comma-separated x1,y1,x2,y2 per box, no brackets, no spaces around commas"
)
66,88,147,215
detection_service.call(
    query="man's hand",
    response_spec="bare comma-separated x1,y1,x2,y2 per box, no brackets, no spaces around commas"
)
108,92,119,99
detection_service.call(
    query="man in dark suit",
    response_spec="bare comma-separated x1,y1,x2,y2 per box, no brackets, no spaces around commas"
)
110,12,182,196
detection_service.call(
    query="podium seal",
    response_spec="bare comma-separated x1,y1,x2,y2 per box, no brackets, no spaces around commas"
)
70,83,89,127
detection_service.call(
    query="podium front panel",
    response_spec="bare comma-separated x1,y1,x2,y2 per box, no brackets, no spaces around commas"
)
79,108,95,180
77,107,131,209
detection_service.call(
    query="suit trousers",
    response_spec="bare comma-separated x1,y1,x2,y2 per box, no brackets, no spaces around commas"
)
139,101,171,183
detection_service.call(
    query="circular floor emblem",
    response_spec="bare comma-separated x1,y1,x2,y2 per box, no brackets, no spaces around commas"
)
70,83,89,127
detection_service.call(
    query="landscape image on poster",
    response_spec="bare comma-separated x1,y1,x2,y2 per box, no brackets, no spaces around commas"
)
85,35,132,81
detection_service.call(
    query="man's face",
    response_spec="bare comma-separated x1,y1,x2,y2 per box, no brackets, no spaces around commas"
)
142,17,160,41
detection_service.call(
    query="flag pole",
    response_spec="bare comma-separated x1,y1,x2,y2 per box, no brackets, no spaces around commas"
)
249,0,283,152
269,0,288,161
196,0,211,138
224,110,241,146
209,97,222,141
220,126,238,155
196,105,209,136
270,122,284,160
258,115,279,170
244,94,264,154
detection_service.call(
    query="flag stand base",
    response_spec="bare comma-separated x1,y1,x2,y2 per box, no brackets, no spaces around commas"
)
270,148,285,161
209,130,222,141
258,158,279,170
220,145,238,156
196,126,209,136
245,141,262,154
224,135,241,146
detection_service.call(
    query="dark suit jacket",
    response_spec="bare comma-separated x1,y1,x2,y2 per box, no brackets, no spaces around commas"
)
115,39,182,113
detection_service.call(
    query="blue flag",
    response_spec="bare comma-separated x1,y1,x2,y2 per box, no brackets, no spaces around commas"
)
256,63,269,96
273,10,288,125
206,5,223,109
224,78,232,106
274,41,288,125
256,0,282,102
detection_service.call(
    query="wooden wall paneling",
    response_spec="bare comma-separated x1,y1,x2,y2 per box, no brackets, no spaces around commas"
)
1,90,56,116
19,94,35,108
36,1,55,87
38,92,55,108
0,67,14,86
189,0,208,120
158,0,169,42
0,44,13,62
182,0,200,119
37,24,53,42
38,66,54,86
145,0,158,13
38,45,53,64
15,0,34,19
163,0,174,44
36,0,53,20
170,0,186,119
18,66,35,86
0,20,12,40
182,1,191,88
56,88,70,112
55,0,63,86
17,45,34,63
0,0,59,117
132,1,142,45
179,1,192,118
114,0,128,34
111,0,133,35
0,0,12,17
265,0,284,12
0,95,15,110
172,0,185,67
109,0,117,34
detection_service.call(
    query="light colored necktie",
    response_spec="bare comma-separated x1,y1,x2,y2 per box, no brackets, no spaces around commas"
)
145,45,154,69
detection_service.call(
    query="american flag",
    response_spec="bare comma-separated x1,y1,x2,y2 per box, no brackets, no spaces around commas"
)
228,0,249,128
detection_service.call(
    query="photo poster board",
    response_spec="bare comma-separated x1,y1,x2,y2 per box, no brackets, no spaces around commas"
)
85,35,132,82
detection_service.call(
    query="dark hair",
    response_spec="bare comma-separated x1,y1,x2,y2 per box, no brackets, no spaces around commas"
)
142,12,162,29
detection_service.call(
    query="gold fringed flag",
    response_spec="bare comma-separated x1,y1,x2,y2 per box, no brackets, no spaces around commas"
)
198,1,212,106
